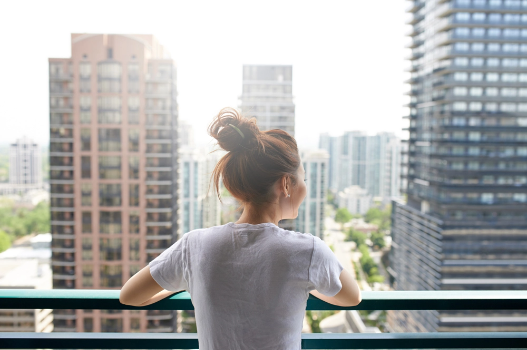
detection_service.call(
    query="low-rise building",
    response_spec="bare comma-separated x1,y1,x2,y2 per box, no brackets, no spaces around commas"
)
0,233,52,332
338,186,372,215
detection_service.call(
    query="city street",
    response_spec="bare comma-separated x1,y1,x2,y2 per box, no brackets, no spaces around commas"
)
323,216,371,291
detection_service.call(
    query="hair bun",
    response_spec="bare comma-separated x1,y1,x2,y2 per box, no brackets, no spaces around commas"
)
208,107,260,152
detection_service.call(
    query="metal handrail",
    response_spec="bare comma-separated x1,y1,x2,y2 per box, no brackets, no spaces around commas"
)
1,290,526,349
1,331,526,349
0,289,525,310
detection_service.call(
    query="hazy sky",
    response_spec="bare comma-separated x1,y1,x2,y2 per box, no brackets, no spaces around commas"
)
0,0,410,149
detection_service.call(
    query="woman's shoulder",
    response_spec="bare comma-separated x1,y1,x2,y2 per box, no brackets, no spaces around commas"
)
273,225,317,246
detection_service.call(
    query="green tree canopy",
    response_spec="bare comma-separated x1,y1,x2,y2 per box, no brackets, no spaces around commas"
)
346,228,367,246
365,205,391,231
0,200,50,241
0,230,11,253
371,231,386,249
334,207,352,225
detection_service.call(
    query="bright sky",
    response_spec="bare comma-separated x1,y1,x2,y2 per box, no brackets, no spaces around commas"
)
0,0,410,149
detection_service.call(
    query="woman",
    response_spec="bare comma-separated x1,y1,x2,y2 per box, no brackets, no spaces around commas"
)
120,107,361,349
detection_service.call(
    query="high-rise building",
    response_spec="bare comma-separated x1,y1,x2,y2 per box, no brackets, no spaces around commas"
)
178,147,221,236
240,64,296,230
296,149,329,238
239,65,295,136
319,132,401,202
49,34,178,333
319,133,339,193
9,136,42,188
390,0,527,332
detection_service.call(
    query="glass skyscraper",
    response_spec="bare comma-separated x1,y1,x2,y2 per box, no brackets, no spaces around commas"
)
390,0,527,332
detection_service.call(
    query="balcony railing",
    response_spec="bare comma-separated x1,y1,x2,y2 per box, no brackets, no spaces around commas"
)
0,290,526,349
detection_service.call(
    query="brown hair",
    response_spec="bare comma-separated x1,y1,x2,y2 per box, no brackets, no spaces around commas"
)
208,107,300,204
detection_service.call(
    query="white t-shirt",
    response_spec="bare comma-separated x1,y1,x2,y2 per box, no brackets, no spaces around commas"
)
149,222,343,350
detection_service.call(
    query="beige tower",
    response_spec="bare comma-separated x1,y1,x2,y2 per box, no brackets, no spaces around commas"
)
49,34,178,332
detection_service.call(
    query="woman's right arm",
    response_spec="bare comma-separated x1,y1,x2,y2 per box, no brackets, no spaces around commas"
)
310,269,361,307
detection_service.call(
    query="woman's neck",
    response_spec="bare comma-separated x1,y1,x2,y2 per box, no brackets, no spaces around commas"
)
236,202,281,226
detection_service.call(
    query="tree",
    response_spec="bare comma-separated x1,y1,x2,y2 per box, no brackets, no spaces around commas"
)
0,199,50,239
0,230,10,253
371,231,386,249
334,208,352,228
346,228,366,246
365,205,391,231
367,274,385,284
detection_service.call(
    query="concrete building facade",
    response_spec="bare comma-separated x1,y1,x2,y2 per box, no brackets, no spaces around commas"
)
49,34,178,333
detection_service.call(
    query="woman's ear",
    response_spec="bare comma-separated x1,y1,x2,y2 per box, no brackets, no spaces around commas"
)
281,175,289,196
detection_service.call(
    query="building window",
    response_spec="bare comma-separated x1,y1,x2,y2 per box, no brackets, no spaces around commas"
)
130,238,140,261
79,62,91,93
486,87,499,96
81,128,91,151
183,162,190,198
83,317,93,332
469,87,483,96
487,43,500,52
453,72,467,81
184,202,190,233
81,183,91,206
129,129,139,152
81,156,91,178
100,238,122,261
453,87,467,96
129,317,141,332
82,212,92,233
100,265,122,289
80,112,91,124
310,163,317,199
82,237,92,260
98,129,121,152
130,184,140,207
80,62,91,78
130,212,140,234
100,317,123,332
486,73,499,82
100,211,122,234
99,156,121,179
98,97,122,124
97,62,122,93
99,184,122,206
129,156,140,179
469,57,483,66
82,265,93,287
470,72,483,81
80,96,91,111
128,63,140,94
128,96,140,125
130,265,141,279
193,162,199,198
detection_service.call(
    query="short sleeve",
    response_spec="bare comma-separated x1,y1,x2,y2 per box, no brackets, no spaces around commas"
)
308,236,344,297
148,233,189,292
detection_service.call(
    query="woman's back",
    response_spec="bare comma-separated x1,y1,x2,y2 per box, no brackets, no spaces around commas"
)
149,222,343,350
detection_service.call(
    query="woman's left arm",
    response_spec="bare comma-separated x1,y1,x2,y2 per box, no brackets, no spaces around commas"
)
119,265,180,306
